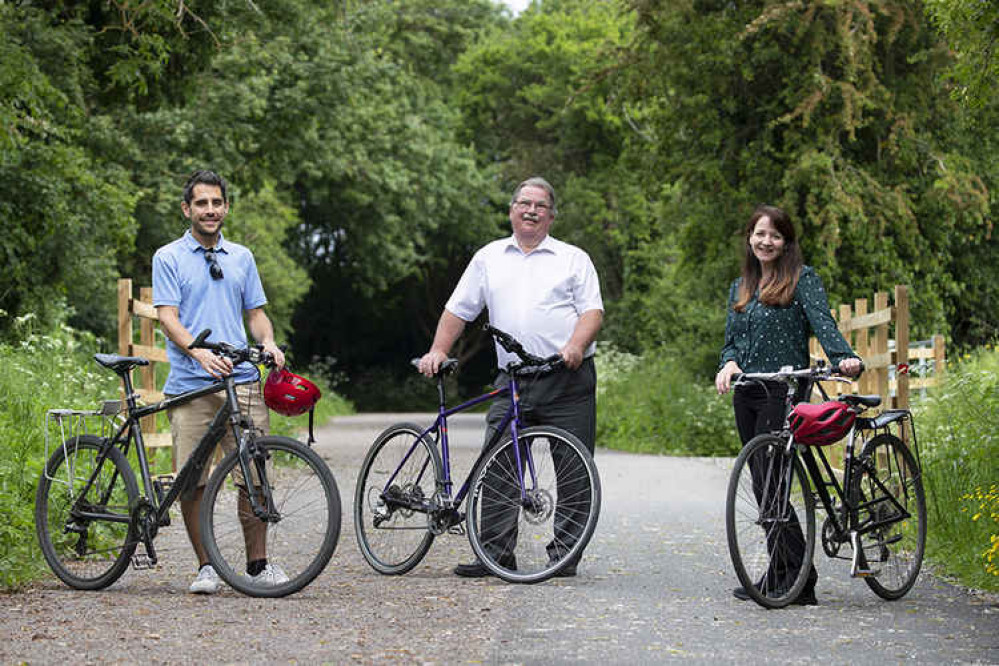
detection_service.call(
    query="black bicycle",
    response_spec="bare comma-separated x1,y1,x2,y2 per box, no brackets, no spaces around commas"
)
35,329,341,598
354,324,601,583
725,364,927,608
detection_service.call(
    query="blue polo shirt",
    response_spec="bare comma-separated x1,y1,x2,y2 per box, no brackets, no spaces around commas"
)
152,230,267,394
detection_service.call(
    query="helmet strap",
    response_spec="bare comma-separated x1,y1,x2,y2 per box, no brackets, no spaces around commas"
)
308,407,316,446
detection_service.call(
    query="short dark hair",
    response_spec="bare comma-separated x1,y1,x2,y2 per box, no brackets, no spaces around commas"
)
182,170,228,205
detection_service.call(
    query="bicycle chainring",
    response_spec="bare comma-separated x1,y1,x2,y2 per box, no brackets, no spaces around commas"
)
821,516,842,558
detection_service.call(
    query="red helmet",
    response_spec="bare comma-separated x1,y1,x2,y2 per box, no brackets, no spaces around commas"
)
788,401,856,446
264,369,321,416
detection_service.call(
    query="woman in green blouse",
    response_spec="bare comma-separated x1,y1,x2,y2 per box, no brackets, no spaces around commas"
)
715,204,861,605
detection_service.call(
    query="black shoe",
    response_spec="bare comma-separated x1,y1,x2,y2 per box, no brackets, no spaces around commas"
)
548,557,578,577
552,563,577,578
454,560,491,578
733,585,817,605
454,556,516,578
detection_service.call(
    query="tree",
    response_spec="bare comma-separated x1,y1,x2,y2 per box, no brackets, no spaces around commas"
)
620,0,996,372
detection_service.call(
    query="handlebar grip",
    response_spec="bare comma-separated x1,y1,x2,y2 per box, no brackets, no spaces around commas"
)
189,329,212,350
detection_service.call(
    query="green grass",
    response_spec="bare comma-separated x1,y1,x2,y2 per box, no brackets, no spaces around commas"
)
0,323,352,591
913,346,999,591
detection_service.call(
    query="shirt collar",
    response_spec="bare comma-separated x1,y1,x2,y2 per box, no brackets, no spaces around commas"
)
182,229,227,253
503,233,558,256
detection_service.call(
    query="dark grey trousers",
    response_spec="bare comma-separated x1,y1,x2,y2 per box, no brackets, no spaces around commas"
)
477,357,597,565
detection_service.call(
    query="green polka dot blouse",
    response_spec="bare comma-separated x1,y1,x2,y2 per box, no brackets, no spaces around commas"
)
719,265,857,372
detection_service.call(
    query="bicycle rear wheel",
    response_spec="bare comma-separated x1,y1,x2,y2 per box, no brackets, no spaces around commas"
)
200,436,341,597
726,434,815,609
35,435,139,590
354,423,442,575
856,433,926,600
467,426,601,584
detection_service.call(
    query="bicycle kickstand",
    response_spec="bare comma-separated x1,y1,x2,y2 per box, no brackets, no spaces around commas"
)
849,531,878,578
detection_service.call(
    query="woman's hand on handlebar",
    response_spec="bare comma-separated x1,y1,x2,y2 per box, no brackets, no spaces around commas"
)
715,360,743,395
838,357,863,377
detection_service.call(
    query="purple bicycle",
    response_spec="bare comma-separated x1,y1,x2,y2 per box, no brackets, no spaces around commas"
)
353,324,601,583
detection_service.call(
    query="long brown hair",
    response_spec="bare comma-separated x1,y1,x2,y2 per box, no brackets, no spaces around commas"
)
733,205,803,312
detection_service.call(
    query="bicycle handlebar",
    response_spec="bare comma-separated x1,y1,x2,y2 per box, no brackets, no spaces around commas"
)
733,361,865,387
483,324,564,375
188,328,278,368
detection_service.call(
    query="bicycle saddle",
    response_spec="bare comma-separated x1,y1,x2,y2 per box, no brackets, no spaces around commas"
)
838,394,882,408
94,353,150,374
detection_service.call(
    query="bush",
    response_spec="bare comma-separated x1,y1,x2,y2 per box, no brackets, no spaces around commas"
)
596,344,739,456
0,323,120,589
915,346,999,591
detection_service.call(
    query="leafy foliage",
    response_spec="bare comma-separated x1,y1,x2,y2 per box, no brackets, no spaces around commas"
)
916,346,999,591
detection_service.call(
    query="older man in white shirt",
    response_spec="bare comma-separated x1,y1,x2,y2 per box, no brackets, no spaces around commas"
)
419,176,603,578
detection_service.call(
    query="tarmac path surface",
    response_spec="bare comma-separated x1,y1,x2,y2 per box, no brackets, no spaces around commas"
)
2,412,997,664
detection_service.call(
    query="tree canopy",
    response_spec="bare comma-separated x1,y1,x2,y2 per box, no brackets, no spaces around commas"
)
2,0,996,405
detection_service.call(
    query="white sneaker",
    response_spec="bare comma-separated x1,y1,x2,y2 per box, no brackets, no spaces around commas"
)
247,563,290,586
189,565,222,595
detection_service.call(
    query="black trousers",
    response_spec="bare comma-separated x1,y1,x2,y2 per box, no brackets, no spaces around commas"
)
478,357,596,565
733,382,817,592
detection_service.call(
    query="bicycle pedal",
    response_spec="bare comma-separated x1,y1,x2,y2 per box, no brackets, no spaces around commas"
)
132,551,156,570
448,524,466,536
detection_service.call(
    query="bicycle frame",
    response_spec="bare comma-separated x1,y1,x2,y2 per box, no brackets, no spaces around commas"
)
382,370,539,518
72,364,265,556
761,374,916,566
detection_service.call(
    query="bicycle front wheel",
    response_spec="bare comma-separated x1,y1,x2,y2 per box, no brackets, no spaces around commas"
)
35,435,139,590
857,433,926,600
354,423,442,575
200,436,341,598
467,426,601,584
726,434,815,609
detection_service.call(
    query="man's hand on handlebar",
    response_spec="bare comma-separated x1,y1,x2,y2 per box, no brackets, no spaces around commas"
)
559,342,585,370
418,350,449,378
261,342,286,370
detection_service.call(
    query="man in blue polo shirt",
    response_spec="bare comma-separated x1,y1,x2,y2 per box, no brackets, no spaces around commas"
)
152,169,286,594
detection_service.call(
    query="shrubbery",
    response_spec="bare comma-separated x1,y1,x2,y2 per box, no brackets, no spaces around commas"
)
0,320,351,590
596,344,739,457
915,346,999,590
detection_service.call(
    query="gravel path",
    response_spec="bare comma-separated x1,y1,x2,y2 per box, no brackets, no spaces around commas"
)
2,413,997,665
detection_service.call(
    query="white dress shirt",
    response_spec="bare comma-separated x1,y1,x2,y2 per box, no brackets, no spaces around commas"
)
445,234,603,368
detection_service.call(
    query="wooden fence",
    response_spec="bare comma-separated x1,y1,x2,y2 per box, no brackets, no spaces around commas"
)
809,285,946,411
117,278,171,449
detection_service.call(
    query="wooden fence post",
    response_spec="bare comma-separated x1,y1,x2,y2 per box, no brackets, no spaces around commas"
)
873,291,890,406
117,278,171,449
894,285,910,411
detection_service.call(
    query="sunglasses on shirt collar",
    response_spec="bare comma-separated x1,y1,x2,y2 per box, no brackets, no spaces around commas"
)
204,249,224,280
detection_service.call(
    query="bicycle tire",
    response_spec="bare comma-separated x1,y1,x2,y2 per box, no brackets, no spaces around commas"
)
200,436,341,598
35,435,139,590
354,423,442,575
726,433,815,609
856,433,926,600
467,425,601,584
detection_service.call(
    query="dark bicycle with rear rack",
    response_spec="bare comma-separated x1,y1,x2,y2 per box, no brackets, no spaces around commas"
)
353,324,601,583
725,363,927,609
35,329,341,598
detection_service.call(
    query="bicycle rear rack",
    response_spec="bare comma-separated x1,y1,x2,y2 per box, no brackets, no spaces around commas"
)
43,400,124,483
